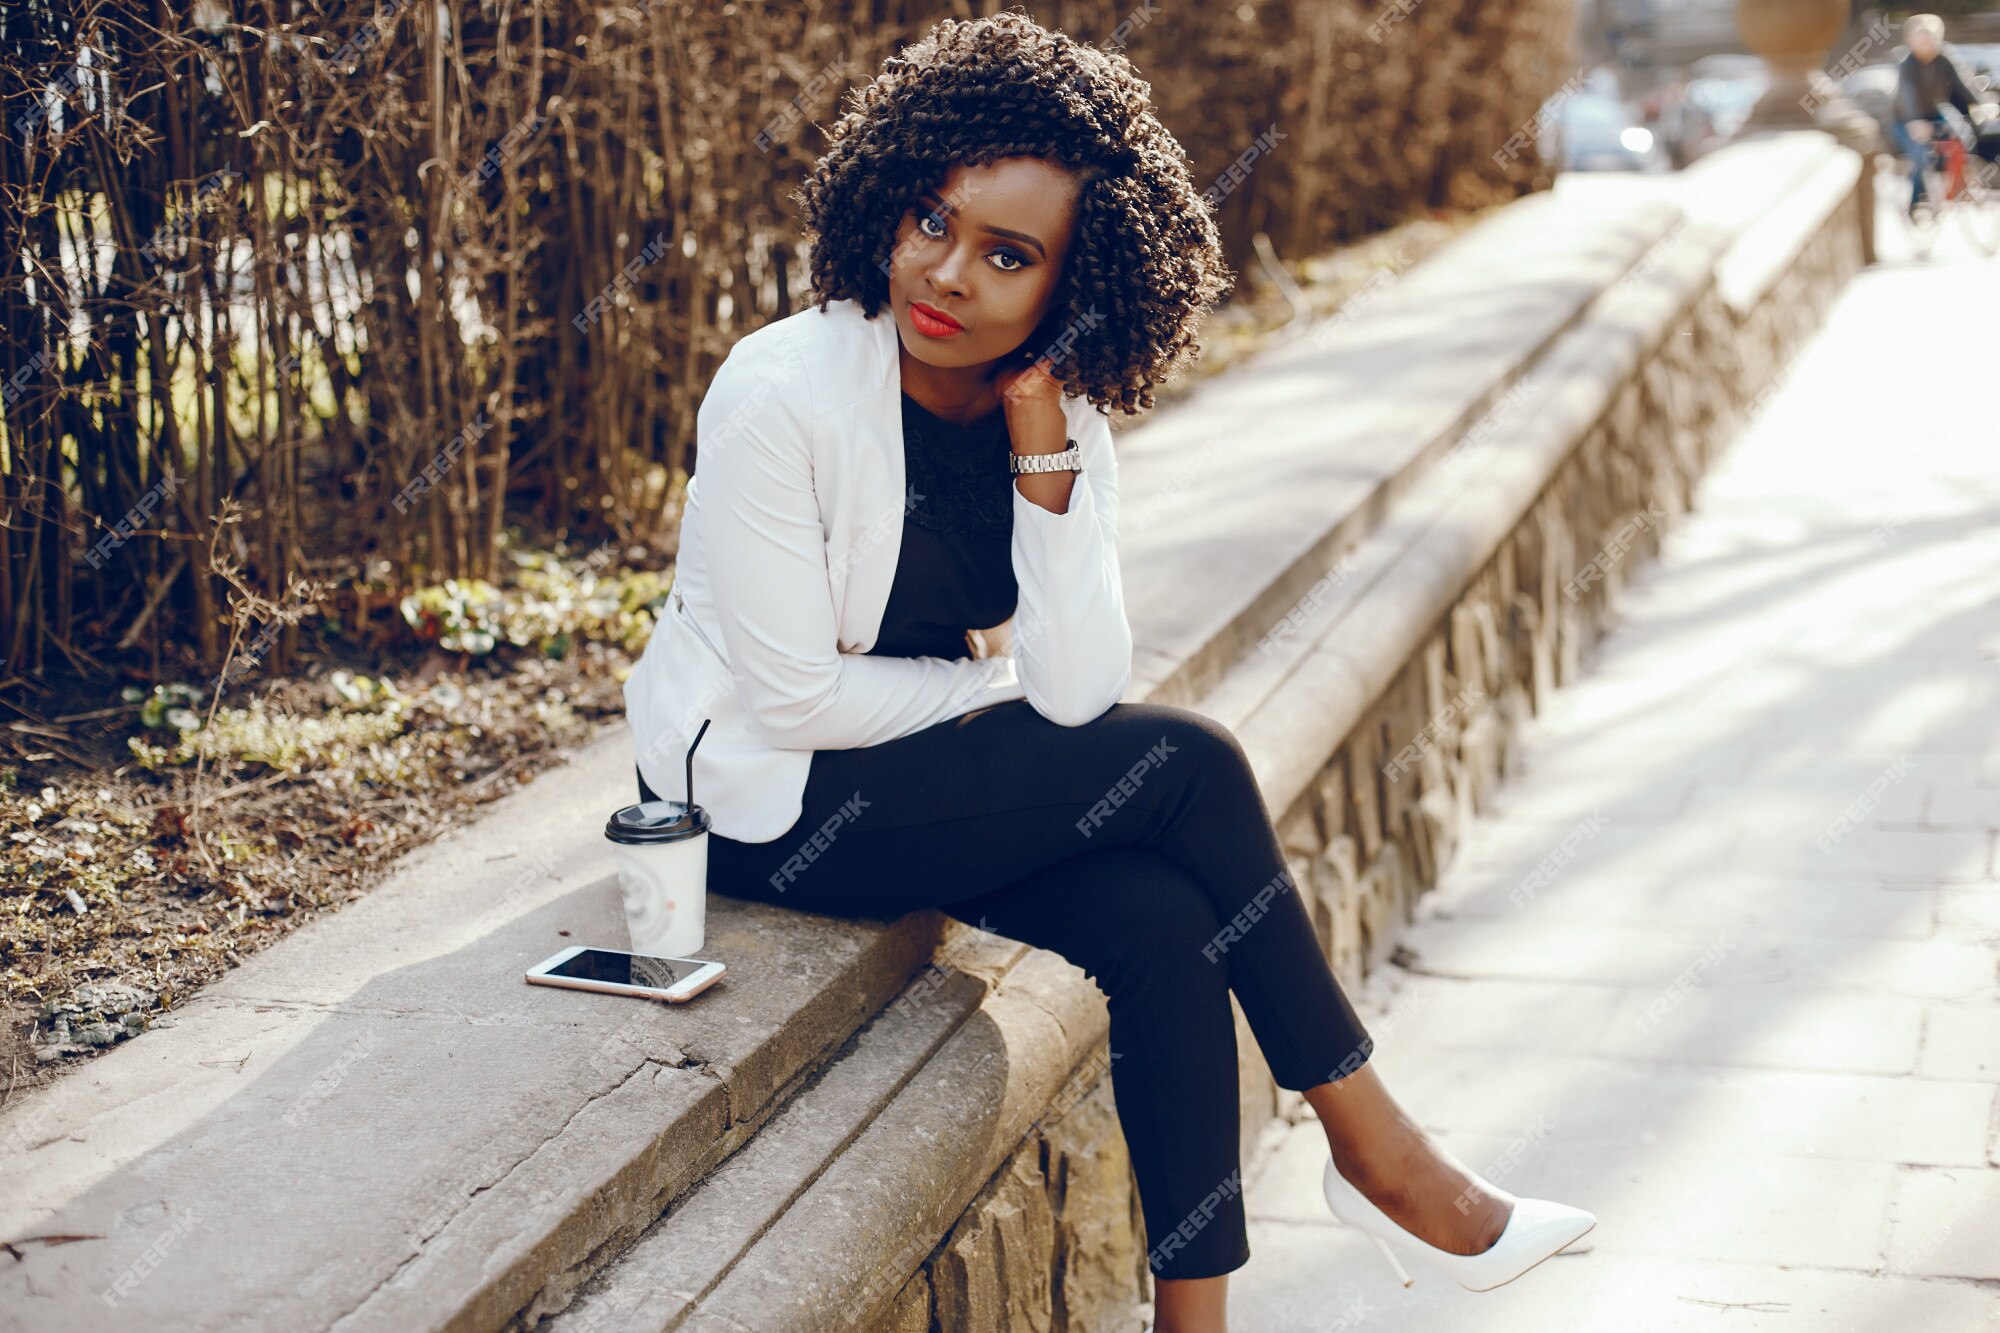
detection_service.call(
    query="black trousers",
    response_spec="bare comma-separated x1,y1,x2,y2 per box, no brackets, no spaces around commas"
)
636,698,1373,1280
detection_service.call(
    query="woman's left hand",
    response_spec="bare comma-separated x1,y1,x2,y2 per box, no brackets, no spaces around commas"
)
992,355,1070,457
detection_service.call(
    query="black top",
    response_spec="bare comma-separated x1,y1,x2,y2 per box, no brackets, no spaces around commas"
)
864,392,1018,660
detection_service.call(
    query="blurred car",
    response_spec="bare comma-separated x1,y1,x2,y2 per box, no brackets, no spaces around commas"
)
1952,43,2000,91
1685,75,1762,137
1952,45,2000,133
1542,90,1670,172
1686,53,1768,81
1685,57,1768,135
1646,76,1715,168
1649,55,1768,168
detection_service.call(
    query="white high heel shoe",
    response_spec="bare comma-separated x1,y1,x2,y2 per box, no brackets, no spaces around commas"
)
1320,1156,1595,1292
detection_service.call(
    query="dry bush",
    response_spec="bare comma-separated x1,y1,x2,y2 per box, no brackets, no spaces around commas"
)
0,0,1569,690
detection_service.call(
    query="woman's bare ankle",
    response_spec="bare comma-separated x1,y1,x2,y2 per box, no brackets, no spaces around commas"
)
1152,1271,1228,1333
1305,1067,1512,1256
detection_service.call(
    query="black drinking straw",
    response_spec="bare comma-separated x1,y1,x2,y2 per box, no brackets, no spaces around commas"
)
686,718,710,807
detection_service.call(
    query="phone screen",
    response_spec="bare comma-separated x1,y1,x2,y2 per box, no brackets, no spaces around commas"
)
546,948,710,991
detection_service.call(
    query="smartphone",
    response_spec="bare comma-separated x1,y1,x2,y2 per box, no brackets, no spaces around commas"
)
525,945,726,1003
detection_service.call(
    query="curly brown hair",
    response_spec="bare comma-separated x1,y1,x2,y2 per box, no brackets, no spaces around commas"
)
792,8,1233,416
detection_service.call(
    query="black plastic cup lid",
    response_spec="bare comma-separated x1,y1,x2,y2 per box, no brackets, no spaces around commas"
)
605,800,711,845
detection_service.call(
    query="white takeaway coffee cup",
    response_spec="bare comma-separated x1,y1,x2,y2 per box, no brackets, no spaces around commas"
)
604,799,711,957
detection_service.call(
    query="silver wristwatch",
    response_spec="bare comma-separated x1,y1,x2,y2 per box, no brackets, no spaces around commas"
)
1008,440,1082,475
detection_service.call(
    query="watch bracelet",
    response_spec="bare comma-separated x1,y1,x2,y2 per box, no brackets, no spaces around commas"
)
1009,438,1081,475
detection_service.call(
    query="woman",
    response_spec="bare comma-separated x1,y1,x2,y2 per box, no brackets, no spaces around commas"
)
622,11,1594,1330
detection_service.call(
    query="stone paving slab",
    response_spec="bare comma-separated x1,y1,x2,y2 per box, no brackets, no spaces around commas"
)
1252,1123,1896,1269
1405,917,1997,1001
1680,778,1929,825
1448,819,1750,887
1587,987,1926,1077
1925,788,2000,829
1940,889,2000,936
1432,869,1945,939
1886,1168,2000,1281
1230,1223,2000,1333
1357,1043,1996,1167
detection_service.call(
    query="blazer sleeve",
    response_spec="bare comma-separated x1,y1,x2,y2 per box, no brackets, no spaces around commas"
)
698,335,1026,752
1006,401,1135,726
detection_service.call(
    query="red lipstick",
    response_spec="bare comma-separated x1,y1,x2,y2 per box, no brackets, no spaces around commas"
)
910,300,965,337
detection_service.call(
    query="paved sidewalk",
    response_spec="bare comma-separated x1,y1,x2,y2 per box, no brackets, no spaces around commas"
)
1230,233,2000,1323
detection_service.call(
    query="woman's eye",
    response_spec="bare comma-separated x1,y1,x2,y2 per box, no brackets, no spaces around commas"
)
913,210,1026,273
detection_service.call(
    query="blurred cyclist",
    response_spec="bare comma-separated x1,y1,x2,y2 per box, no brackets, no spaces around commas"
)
1891,13,2000,216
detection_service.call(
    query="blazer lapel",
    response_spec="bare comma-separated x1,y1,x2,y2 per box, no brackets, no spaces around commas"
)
830,303,908,655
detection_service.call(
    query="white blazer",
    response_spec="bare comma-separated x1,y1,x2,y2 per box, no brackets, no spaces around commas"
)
622,296,1134,844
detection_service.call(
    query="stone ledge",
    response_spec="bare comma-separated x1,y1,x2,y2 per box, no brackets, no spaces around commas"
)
0,736,950,1333
541,941,1116,1333
1222,133,1863,826
1224,203,1713,815
1689,132,1864,313
1119,186,1683,711
516,924,1024,1331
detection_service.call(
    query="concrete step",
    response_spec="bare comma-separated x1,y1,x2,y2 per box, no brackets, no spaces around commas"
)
537,925,1143,1332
